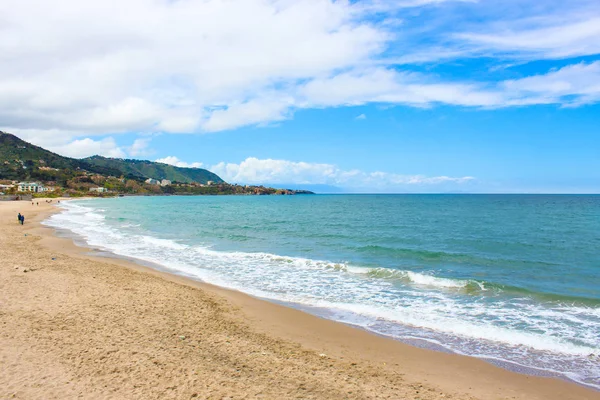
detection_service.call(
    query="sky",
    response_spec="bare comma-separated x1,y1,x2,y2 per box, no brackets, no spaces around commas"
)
1,0,599,193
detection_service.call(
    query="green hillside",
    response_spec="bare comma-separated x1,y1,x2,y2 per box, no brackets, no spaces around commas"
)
0,131,124,181
83,156,223,184
0,131,79,171
0,131,223,184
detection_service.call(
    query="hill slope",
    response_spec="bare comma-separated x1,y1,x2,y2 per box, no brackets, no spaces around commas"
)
0,131,223,184
0,131,79,171
83,156,223,184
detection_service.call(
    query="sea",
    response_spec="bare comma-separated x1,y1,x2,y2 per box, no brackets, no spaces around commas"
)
43,194,600,389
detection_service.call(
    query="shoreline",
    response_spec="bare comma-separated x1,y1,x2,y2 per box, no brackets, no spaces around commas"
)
44,215,592,388
1,199,598,399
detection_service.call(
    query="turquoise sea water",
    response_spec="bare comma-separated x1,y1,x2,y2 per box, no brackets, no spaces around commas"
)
44,195,600,388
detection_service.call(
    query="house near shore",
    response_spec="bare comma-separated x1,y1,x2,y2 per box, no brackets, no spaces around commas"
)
17,182,54,192
160,179,171,186
145,178,160,185
18,182,38,192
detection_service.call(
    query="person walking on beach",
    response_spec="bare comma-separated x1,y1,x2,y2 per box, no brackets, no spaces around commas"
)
18,213,22,223
19,214,24,225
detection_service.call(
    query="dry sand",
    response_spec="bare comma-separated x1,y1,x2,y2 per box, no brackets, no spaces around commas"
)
1,199,598,400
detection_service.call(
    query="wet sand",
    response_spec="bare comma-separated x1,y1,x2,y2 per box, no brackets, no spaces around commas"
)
1,199,598,399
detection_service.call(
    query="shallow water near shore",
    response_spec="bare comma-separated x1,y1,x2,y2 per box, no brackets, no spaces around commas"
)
43,194,600,389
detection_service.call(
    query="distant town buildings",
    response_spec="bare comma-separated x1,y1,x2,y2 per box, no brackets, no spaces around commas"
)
145,178,172,186
89,187,108,193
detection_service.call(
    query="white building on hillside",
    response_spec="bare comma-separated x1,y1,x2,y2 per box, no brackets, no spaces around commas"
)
89,187,108,193
160,179,171,186
145,178,160,185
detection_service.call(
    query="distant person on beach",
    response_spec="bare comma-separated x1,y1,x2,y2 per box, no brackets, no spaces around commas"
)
20,214,24,225
18,213,22,223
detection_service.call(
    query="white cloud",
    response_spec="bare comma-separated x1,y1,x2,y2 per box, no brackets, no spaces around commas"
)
356,0,475,12
210,157,474,189
0,127,80,149
0,0,389,137
300,62,600,109
202,96,295,132
47,137,127,159
297,68,507,108
155,156,204,169
128,138,152,157
385,1,600,65
355,114,367,120
1,0,598,142
457,16,600,60
503,61,600,106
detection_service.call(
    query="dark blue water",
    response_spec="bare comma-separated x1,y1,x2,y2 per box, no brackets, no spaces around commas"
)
45,195,600,388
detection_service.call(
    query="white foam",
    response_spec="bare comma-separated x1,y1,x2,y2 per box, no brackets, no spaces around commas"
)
346,267,486,291
405,271,467,288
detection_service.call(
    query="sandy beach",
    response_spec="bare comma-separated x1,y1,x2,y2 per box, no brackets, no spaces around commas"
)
1,199,598,400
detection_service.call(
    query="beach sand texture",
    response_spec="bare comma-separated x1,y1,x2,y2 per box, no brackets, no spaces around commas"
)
1,200,598,399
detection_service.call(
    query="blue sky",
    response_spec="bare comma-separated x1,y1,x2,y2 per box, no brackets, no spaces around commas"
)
1,0,599,192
